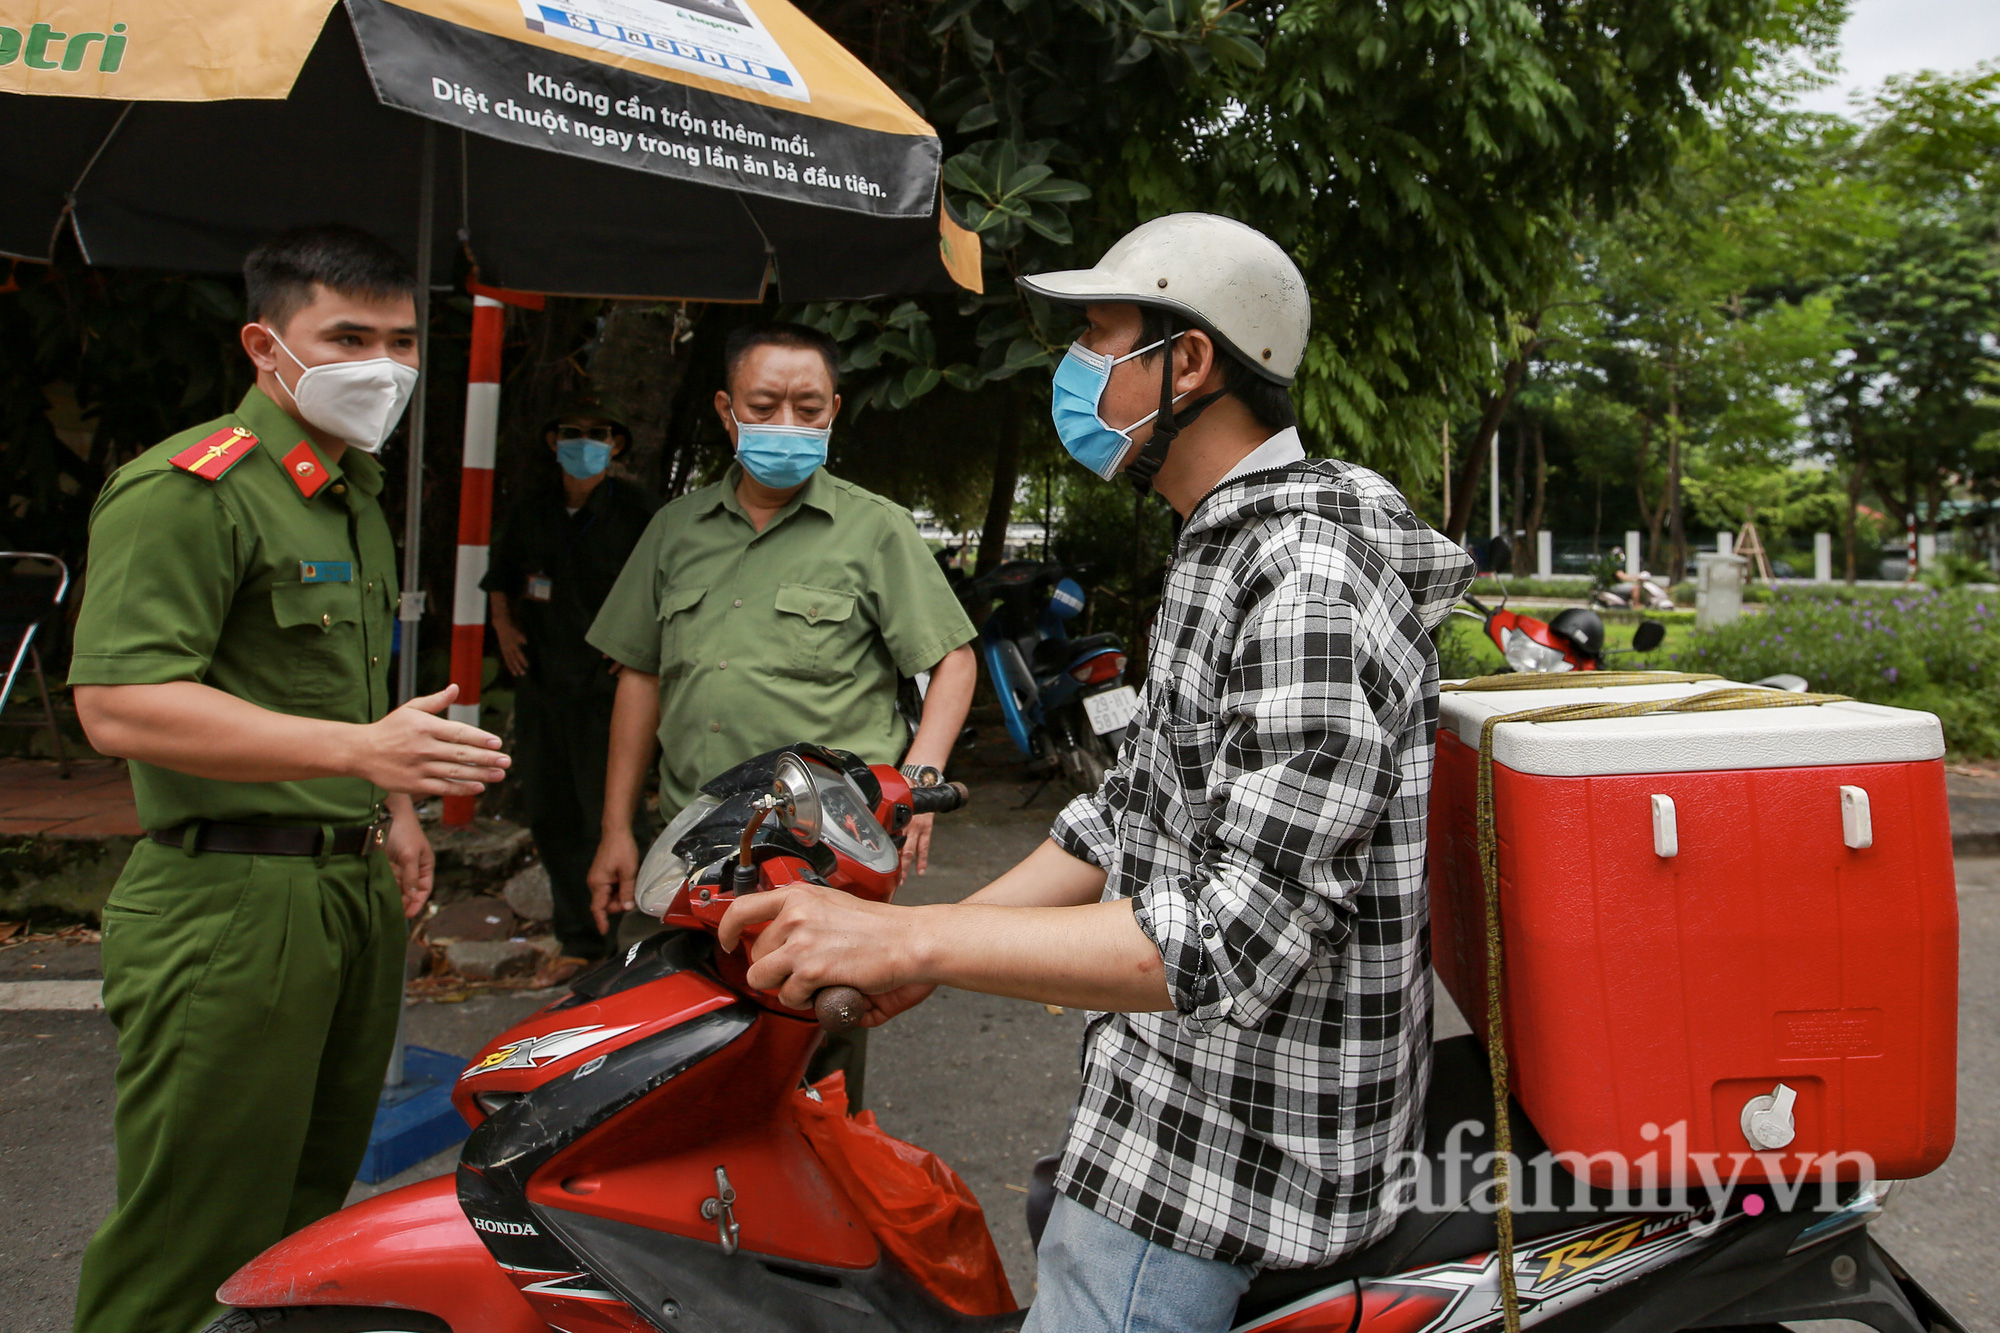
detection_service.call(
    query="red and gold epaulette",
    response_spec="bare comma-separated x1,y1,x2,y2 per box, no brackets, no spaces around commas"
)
169,425,258,480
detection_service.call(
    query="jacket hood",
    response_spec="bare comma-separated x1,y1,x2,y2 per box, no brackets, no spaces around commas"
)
1182,459,1475,631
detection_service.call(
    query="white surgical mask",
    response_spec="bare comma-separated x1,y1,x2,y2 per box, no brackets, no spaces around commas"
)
265,329,419,454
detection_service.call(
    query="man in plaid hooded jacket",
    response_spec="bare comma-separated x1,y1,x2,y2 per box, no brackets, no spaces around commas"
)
723,214,1478,1332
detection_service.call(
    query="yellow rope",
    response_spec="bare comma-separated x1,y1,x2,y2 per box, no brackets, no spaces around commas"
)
1466,677,1850,1330
1446,669,1721,692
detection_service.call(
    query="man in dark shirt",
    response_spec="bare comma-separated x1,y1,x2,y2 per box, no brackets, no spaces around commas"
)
484,401,659,962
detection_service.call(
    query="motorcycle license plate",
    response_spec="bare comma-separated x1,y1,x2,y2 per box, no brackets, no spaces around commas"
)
1082,686,1139,736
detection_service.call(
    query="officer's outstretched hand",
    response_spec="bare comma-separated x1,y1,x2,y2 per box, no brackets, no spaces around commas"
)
354,685,511,796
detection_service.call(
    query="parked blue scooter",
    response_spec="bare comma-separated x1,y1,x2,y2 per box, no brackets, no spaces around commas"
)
962,560,1135,791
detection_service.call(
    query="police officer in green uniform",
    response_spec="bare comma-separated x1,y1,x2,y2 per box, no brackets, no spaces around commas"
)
584,322,978,1108
484,400,659,964
67,226,511,1333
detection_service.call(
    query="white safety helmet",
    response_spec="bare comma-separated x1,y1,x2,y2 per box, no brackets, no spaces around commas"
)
1017,213,1310,384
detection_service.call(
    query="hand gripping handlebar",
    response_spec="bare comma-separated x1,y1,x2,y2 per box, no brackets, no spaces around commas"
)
809,781,971,1030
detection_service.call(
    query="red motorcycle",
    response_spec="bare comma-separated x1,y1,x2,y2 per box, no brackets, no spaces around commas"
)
203,744,1962,1333
1462,594,1666,673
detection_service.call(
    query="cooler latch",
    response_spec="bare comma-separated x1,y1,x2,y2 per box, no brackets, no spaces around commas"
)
1650,794,1678,858
1741,1082,1798,1151
1840,785,1873,850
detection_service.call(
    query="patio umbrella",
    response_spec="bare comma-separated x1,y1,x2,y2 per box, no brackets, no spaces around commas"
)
0,0,979,299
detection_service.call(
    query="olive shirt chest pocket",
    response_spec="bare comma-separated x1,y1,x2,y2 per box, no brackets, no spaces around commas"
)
655,586,707,681
772,582,857,679
269,579,364,699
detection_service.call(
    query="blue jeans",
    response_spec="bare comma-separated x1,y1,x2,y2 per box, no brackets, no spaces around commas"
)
1023,1196,1255,1333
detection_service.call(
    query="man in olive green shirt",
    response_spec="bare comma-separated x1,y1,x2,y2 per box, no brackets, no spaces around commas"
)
585,324,976,1102
67,226,510,1333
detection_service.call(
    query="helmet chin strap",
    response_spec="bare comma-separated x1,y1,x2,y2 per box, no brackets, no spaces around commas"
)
1124,318,1227,497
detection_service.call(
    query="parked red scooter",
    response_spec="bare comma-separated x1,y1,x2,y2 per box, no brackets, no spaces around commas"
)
202,743,1964,1333
1461,593,1666,673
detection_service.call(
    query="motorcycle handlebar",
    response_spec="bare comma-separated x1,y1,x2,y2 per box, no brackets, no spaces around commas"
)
1462,593,1492,617
814,986,869,1032
907,781,971,814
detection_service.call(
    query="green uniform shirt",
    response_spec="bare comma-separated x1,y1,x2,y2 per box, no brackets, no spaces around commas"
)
480,474,659,698
587,463,975,813
69,387,397,828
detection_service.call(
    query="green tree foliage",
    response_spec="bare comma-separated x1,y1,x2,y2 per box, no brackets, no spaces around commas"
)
794,0,1826,569
1525,96,1858,575
0,261,250,564
1813,67,2000,577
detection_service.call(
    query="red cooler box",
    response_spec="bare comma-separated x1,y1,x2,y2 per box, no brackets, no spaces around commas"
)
1430,677,1957,1185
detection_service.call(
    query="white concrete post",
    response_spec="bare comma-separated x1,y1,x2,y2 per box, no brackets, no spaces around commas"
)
1814,532,1832,583
1696,553,1748,630
1490,435,1502,540
1917,532,1937,569
1625,530,1642,575
1717,531,1733,556
1536,530,1553,579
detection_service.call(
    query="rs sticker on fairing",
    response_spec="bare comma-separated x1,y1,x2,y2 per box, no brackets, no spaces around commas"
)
459,1024,638,1079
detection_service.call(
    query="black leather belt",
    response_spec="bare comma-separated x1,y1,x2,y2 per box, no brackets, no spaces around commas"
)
147,821,384,858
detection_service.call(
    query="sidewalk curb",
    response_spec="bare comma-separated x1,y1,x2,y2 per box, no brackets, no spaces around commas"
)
0,980,103,1010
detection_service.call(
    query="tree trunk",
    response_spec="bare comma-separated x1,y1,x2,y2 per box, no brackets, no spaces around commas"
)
1843,444,1865,584
1440,420,1451,533
1666,359,1687,583
591,300,693,487
1444,354,1528,543
1592,468,1603,558
1525,417,1547,553
1509,419,1525,544
974,390,1024,576
1901,447,1920,575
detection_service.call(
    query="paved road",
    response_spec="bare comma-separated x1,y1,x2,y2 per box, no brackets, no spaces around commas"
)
3,793,1992,1328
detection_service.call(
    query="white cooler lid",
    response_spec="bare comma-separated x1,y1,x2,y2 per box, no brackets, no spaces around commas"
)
1439,678,1944,776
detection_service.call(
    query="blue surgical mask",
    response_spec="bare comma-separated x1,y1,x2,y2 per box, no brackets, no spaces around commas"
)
556,438,613,479
734,417,829,489
1049,335,1184,479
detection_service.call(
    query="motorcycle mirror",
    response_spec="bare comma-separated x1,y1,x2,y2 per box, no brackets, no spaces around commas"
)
1488,535,1513,576
1632,621,1666,653
770,755,823,847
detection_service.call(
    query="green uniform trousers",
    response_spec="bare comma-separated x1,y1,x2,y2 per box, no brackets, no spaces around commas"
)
513,681,619,959
73,839,402,1333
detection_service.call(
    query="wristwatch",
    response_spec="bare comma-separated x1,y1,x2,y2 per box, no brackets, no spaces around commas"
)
900,763,942,788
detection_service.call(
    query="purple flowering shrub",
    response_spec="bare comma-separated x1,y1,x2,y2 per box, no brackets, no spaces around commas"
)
1672,587,2000,754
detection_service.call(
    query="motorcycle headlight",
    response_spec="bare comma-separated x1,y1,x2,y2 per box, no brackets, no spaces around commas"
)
633,794,723,917
1502,627,1574,674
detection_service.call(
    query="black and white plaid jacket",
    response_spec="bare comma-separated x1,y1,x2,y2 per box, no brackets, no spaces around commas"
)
1050,458,1476,1269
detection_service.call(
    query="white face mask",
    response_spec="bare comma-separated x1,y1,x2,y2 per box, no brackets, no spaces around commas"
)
264,328,419,454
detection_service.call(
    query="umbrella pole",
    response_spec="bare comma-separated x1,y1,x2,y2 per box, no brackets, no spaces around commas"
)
386,120,437,1096
396,120,437,711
